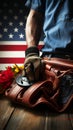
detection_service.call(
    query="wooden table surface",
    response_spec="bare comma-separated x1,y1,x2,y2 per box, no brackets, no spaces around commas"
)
0,95,73,130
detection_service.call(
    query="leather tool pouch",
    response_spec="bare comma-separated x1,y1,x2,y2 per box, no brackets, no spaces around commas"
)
5,58,73,112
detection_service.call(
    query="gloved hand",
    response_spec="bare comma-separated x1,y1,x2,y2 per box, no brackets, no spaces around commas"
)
22,46,44,82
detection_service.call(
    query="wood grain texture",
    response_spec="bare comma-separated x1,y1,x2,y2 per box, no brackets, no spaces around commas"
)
46,113,72,130
0,96,14,130
68,107,73,129
5,106,46,130
0,96,73,130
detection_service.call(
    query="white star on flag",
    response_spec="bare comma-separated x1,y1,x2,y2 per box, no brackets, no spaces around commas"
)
19,33,24,39
19,22,24,26
3,16,8,20
9,22,13,26
14,28,18,32
9,33,14,38
4,28,8,32
0,22,2,26
9,9,13,14
0,34,3,38
14,16,18,20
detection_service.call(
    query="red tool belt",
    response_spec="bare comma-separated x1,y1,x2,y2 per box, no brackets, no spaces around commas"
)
5,58,73,112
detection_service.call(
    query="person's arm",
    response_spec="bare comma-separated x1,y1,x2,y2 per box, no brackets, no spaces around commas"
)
25,9,44,48
23,9,44,82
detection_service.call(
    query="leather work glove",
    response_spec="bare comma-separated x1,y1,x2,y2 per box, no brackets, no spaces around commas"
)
22,46,44,82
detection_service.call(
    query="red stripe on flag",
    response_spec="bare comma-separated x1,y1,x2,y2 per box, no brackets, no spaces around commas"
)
0,58,25,64
0,45,43,51
0,45,27,51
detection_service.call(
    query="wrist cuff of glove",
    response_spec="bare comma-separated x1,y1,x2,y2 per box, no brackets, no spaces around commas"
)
25,46,39,57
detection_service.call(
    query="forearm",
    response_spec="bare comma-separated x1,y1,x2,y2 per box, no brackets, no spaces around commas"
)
25,9,43,48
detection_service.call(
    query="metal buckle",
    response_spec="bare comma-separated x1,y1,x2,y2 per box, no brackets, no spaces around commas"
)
16,75,33,87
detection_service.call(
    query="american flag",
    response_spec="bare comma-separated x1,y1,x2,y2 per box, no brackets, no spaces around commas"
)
0,0,44,70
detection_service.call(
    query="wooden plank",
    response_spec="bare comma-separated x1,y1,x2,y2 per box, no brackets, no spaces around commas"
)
68,107,73,129
0,95,73,130
46,112,72,130
0,95,14,130
5,106,46,130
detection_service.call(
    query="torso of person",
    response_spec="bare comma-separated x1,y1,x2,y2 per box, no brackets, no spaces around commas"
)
42,0,73,53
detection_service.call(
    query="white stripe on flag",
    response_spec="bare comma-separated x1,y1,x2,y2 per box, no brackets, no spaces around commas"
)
0,41,44,45
0,51,25,58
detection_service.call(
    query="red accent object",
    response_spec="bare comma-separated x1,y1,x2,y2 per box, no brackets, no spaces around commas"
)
0,67,14,93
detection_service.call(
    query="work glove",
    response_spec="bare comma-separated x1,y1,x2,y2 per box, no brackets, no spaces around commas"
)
22,46,44,82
